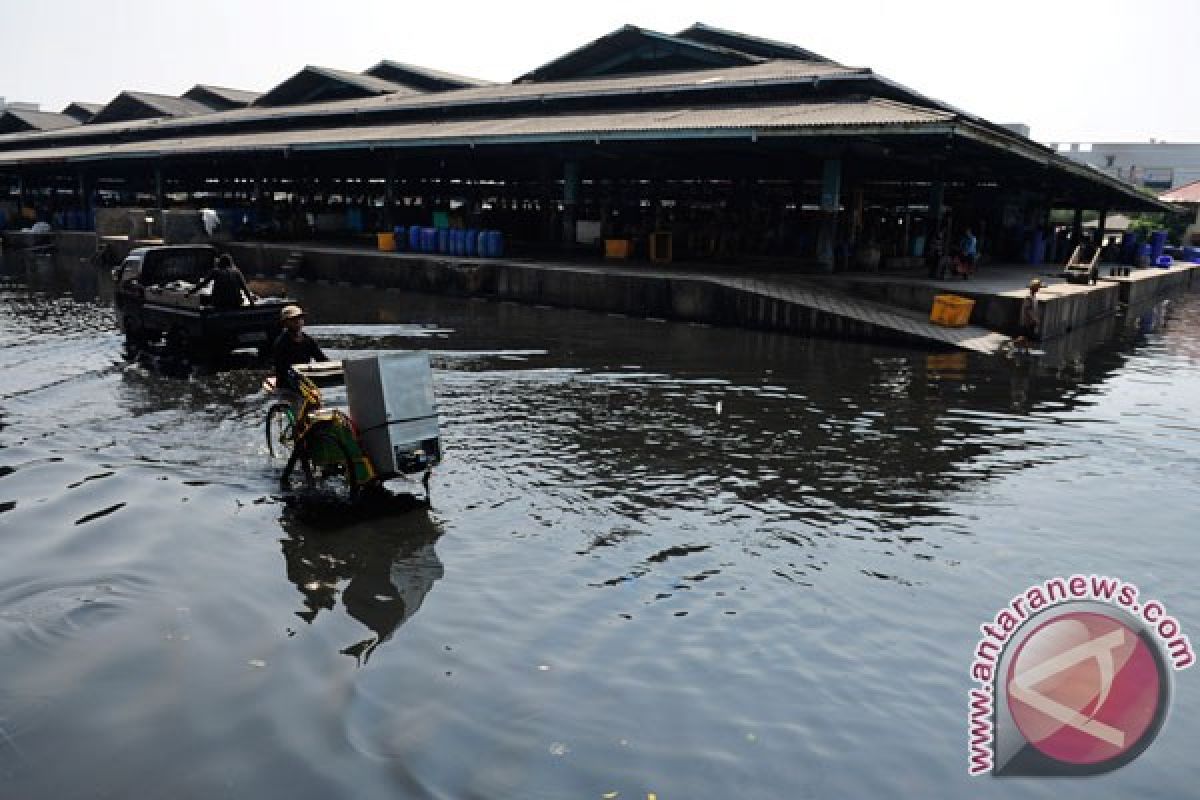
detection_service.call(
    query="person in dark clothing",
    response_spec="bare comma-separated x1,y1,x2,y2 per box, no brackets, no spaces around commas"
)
1014,278,1042,353
190,253,254,309
273,304,329,390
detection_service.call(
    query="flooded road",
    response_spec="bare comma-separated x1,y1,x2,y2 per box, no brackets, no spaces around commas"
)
2,252,1198,798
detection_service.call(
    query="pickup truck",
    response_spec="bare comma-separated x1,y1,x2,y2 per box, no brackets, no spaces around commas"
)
112,245,292,358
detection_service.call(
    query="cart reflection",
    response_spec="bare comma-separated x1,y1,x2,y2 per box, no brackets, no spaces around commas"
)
280,502,443,665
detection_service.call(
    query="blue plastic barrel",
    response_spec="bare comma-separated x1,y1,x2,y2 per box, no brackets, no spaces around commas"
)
1031,229,1045,265
437,228,449,254
408,226,421,251
453,229,465,256
464,228,478,257
1119,232,1136,264
393,225,407,251
1150,230,1168,260
488,230,504,258
1156,255,1173,268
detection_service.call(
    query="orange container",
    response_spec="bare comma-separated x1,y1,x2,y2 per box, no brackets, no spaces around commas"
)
377,232,396,251
604,238,631,259
930,294,974,327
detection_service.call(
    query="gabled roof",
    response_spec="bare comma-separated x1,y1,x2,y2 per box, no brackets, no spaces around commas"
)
88,91,214,124
183,84,261,111
61,102,103,123
0,109,81,134
676,22,836,64
516,24,761,83
1160,179,1200,204
364,60,491,91
254,65,416,107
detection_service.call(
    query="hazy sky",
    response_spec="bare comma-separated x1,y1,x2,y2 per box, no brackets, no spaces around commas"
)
1,0,1195,144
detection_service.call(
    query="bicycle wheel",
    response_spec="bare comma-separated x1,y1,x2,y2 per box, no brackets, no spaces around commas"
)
265,403,297,462
291,427,359,502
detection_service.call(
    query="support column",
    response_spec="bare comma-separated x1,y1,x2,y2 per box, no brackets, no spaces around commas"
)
562,159,579,249
1071,207,1084,248
816,158,841,272
384,160,397,229
1096,208,1108,248
154,165,164,212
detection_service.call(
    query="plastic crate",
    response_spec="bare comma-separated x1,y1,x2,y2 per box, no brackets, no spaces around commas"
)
930,294,975,327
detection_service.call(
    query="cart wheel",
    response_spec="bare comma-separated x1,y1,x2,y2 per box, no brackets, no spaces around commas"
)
265,403,296,462
292,428,359,502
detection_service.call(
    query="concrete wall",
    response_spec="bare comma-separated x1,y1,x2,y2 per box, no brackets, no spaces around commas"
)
836,275,1127,339
1109,265,1197,305
220,242,936,347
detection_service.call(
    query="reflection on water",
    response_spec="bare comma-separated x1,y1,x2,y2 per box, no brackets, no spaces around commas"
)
281,499,443,666
1,252,1199,799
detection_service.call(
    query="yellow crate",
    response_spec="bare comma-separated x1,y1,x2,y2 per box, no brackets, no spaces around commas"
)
377,232,396,251
930,294,975,327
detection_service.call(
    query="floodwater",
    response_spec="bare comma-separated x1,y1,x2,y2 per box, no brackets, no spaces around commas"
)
1,251,1198,799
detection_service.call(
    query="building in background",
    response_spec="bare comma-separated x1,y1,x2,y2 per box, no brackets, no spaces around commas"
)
1049,140,1200,191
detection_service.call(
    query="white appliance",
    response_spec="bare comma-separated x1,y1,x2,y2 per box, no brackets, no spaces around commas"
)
344,353,441,477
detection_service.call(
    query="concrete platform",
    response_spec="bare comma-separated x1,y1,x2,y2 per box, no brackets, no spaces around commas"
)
57,233,1200,353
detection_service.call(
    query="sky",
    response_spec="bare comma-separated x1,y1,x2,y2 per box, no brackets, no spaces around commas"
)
1,0,1196,144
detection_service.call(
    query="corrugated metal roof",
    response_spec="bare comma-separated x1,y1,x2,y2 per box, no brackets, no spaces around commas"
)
0,99,954,165
61,102,103,124
365,60,492,90
1161,179,1200,204
675,23,836,64
515,24,762,83
0,109,81,132
88,91,214,125
253,66,417,107
0,60,870,147
185,84,262,107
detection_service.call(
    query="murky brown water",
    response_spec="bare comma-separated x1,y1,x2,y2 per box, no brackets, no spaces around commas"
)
2,251,1198,798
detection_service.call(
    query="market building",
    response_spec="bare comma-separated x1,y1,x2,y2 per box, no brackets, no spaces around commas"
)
0,23,1172,272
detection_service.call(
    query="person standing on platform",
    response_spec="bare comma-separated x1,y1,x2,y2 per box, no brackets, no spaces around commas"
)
959,228,978,278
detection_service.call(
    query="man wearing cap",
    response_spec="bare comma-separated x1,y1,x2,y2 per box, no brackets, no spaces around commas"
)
1015,278,1042,351
273,304,329,391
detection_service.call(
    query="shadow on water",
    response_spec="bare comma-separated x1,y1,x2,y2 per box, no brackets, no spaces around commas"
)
280,494,444,666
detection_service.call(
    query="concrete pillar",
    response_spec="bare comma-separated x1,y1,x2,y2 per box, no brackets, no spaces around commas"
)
1071,207,1084,246
154,165,164,212
816,158,841,272
78,172,92,214
384,161,397,228
1096,209,1108,247
562,159,580,249
929,181,945,236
